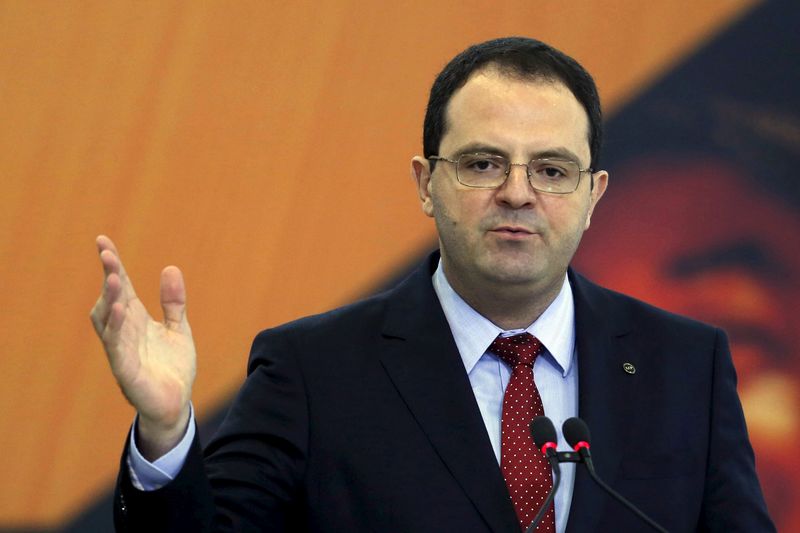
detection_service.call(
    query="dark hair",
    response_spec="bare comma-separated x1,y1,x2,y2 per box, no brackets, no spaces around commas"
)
423,37,603,170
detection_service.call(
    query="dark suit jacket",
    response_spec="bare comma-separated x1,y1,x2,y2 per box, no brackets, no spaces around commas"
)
115,253,774,532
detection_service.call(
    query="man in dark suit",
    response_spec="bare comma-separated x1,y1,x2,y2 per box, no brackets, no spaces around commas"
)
92,37,774,531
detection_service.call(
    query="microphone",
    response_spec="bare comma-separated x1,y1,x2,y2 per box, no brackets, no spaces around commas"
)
562,418,669,533
525,416,561,533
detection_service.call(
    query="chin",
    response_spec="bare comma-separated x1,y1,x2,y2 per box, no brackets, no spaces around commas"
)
480,260,544,286
482,248,568,286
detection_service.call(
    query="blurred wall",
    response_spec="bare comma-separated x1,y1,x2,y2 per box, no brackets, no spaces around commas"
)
0,0,768,529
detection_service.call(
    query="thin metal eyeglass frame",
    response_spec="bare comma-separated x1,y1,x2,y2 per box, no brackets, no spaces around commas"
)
428,154,594,194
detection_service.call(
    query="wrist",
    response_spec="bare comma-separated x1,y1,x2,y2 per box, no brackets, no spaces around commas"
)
136,405,191,461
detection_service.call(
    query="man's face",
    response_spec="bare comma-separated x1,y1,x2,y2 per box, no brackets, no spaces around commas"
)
413,69,607,299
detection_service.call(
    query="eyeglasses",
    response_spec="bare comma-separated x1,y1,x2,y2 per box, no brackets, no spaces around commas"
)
428,153,593,194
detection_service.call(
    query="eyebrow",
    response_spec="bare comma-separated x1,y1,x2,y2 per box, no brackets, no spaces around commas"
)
450,143,586,167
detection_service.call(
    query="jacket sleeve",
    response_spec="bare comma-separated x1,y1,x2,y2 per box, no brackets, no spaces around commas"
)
113,328,309,532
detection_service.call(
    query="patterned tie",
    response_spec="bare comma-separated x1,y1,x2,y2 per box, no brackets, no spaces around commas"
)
489,333,555,532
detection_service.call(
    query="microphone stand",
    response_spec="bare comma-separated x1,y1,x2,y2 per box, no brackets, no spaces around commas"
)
525,448,561,533
526,448,670,533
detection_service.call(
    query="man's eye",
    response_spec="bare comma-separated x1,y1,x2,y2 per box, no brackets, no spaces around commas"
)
462,155,503,172
543,166,566,178
472,159,496,171
534,163,570,180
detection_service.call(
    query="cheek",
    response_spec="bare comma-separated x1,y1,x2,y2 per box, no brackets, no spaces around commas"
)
542,198,592,235
430,182,495,231
432,198,463,233
431,186,463,223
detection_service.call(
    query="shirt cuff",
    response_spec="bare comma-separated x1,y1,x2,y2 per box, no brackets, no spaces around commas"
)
127,404,196,491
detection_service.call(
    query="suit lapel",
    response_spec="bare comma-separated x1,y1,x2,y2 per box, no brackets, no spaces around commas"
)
565,270,637,532
379,255,519,533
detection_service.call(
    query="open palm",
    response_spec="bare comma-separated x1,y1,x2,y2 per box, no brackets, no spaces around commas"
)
90,235,196,456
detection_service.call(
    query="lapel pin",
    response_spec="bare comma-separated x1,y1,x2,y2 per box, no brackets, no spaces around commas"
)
622,362,636,375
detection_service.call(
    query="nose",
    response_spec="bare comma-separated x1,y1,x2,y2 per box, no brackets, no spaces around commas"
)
495,163,536,208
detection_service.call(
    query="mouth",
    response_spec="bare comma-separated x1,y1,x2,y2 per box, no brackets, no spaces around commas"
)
489,226,536,239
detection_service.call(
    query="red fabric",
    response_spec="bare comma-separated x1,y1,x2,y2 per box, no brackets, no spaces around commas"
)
490,333,555,532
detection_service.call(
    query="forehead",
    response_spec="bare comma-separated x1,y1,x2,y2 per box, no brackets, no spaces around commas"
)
441,68,591,163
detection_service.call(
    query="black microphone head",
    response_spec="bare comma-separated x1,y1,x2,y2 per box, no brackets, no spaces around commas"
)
530,416,558,449
562,417,591,448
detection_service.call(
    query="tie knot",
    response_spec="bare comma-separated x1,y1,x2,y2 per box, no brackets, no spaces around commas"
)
489,333,543,368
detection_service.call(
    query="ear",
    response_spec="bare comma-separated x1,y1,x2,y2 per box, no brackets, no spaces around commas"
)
411,156,435,218
584,170,608,230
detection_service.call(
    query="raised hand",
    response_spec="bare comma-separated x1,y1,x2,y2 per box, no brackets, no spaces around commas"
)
90,235,196,460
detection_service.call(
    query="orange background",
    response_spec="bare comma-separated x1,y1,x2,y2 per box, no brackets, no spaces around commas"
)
0,1,759,528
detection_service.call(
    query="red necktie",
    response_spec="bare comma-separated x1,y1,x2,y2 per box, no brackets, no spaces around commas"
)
490,333,555,532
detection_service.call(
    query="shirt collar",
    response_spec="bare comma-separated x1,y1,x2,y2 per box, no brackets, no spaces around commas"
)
432,259,576,377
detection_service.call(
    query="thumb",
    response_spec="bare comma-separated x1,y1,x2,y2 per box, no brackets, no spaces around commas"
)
160,265,187,328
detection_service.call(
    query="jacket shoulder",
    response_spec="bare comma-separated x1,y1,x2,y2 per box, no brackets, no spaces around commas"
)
245,263,432,373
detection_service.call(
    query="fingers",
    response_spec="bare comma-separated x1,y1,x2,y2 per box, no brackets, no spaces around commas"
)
90,236,121,333
90,270,122,335
96,235,138,300
106,300,127,334
160,265,187,329
95,234,117,255
91,235,138,337
91,235,187,335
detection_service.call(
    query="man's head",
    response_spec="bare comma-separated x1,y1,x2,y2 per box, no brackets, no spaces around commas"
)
411,38,608,322
423,37,603,171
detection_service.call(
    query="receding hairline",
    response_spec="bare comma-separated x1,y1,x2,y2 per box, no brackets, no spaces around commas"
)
439,64,592,153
